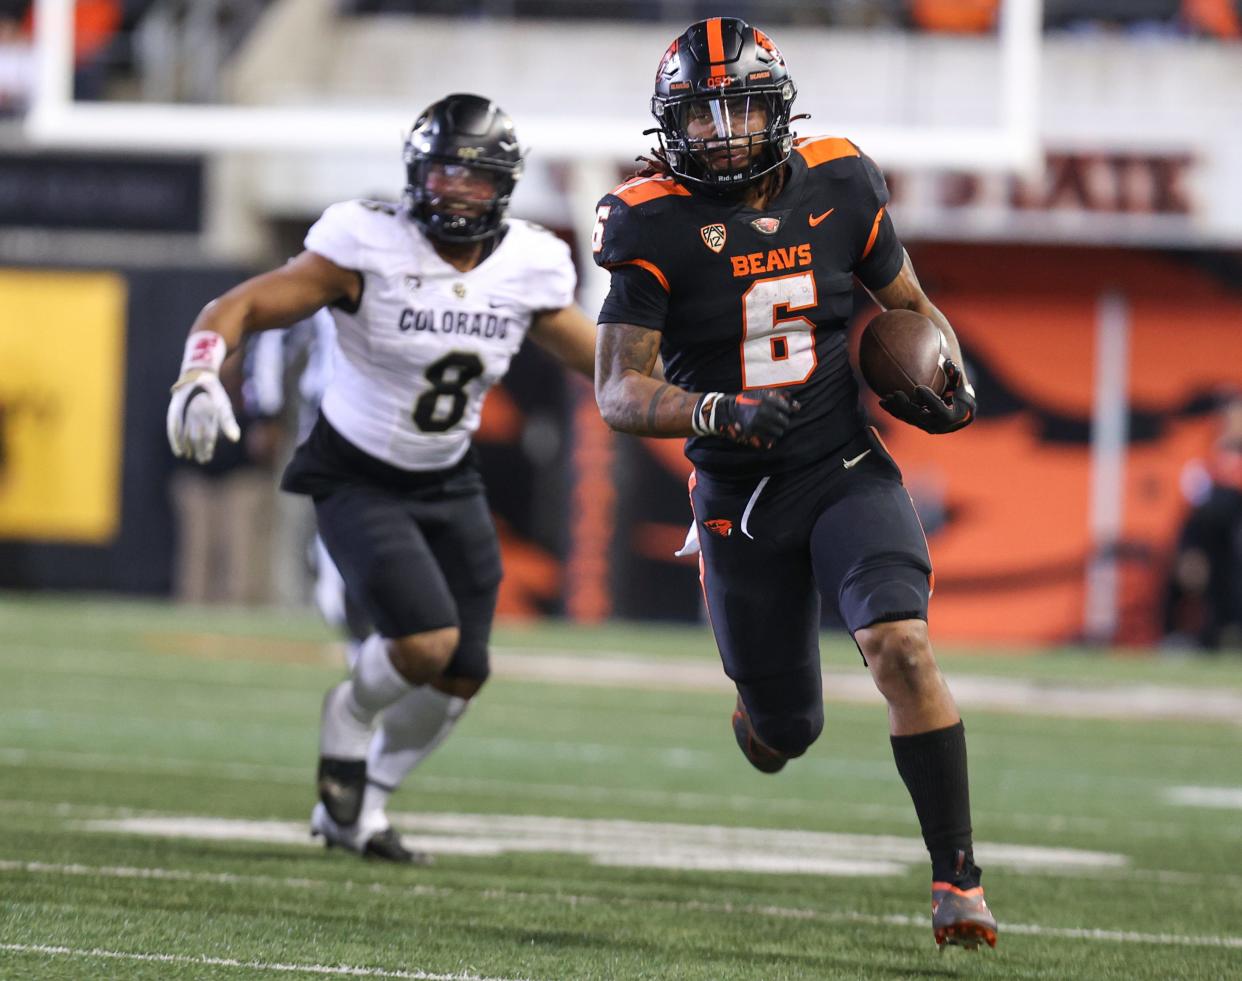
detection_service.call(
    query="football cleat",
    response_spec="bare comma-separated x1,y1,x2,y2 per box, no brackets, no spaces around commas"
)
731,695,788,774
310,802,433,866
317,756,368,826
931,882,998,950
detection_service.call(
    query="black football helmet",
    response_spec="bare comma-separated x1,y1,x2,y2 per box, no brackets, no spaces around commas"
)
402,93,524,242
651,18,798,191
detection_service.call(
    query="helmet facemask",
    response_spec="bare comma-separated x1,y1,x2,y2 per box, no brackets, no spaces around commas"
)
655,86,794,189
403,151,521,243
400,92,524,243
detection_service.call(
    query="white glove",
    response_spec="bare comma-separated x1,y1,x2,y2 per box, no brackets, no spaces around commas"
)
166,331,241,463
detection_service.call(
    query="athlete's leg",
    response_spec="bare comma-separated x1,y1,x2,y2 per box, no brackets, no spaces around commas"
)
811,454,995,948
313,484,464,827
357,487,502,829
689,470,824,770
360,582,497,827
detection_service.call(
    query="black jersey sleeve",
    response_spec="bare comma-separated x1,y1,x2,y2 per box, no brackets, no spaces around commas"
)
597,262,670,329
853,151,906,291
591,185,676,329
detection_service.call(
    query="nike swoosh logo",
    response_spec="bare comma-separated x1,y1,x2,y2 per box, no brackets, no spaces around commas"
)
809,208,835,227
842,449,871,469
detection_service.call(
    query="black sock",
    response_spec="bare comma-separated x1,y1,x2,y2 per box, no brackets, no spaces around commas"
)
891,720,979,885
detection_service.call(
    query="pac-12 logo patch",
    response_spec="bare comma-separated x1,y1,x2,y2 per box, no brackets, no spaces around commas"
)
700,224,727,253
750,217,781,235
703,518,733,538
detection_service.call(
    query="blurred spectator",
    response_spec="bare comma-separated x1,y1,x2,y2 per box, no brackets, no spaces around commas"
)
910,0,998,33
169,354,278,606
1182,0,1241,37
1164,394,1242,651
1046,0,1242,37
19,0,121,100
0,1,33,114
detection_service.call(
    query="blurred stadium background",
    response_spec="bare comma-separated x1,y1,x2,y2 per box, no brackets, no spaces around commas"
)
2,2,1242,978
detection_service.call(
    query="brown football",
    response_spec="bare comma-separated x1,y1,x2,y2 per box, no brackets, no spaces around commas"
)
858,309,948,399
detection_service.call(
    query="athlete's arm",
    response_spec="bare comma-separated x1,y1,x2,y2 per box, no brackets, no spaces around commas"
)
528,304,597,379
596,321,698,436
868,250,969,387
167,251,359,462
867,250,976,434
595,322,795,447
187,250,360,351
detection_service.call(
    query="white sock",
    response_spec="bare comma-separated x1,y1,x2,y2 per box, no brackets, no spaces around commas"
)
351,633,413,716
319,634,413,759
362,685,468,821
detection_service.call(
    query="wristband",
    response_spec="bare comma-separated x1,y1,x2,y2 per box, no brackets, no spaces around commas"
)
692,392,724,437
180,331,228,376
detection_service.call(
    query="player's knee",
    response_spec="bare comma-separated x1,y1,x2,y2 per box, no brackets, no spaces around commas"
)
751,702,824,758
432,672,487,700
856,619,936,689
388,626,459,684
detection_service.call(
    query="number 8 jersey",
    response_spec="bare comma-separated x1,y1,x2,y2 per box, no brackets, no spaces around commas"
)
307,199,576,471
593,137,905,478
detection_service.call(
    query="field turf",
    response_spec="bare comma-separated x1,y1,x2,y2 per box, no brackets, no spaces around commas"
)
1,596,1240,979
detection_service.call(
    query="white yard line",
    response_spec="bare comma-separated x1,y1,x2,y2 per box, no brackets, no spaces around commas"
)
3,861,1241,952
1166,786,1242,809
2,748,1238,844
72,812,1127,879
0,944,526,980
491,650,1242,725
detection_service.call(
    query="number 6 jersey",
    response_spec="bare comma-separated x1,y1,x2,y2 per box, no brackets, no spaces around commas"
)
306,200,576,471
593,137,905,478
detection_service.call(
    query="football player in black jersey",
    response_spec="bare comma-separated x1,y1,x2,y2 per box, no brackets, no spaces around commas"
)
592,18,995,950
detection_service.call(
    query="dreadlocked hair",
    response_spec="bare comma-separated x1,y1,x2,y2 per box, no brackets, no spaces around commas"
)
632,146,673,179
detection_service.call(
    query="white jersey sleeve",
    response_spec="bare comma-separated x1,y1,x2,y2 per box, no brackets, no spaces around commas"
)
519,226,576,312
304,201,369,271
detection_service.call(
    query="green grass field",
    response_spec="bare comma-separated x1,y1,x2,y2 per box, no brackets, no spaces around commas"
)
2,595,1241,980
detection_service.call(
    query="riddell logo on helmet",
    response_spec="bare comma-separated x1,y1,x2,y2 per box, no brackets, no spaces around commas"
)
704,518,734,538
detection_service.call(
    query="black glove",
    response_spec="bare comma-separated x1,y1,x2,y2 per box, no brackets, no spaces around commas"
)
694,390,798,449
879,360,976,435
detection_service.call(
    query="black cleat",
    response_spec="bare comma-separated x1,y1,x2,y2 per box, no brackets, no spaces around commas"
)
317,756,367,826
363,826,431,865
310,803,433,866
731,695,788,774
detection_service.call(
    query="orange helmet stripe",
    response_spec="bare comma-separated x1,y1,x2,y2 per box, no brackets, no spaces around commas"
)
707,17,727,77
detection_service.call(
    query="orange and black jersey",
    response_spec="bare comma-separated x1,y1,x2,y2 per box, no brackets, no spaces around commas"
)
594,136,904,477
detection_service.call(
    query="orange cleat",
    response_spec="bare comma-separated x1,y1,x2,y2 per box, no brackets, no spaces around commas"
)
931,881,998,949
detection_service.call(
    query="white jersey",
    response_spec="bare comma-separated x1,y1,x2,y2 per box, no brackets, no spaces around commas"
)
305,200,576,471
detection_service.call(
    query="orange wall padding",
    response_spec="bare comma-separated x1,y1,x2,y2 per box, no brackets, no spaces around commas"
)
870,245,1242,645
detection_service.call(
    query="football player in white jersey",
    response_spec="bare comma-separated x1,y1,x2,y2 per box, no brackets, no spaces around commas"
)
167,94,596,862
